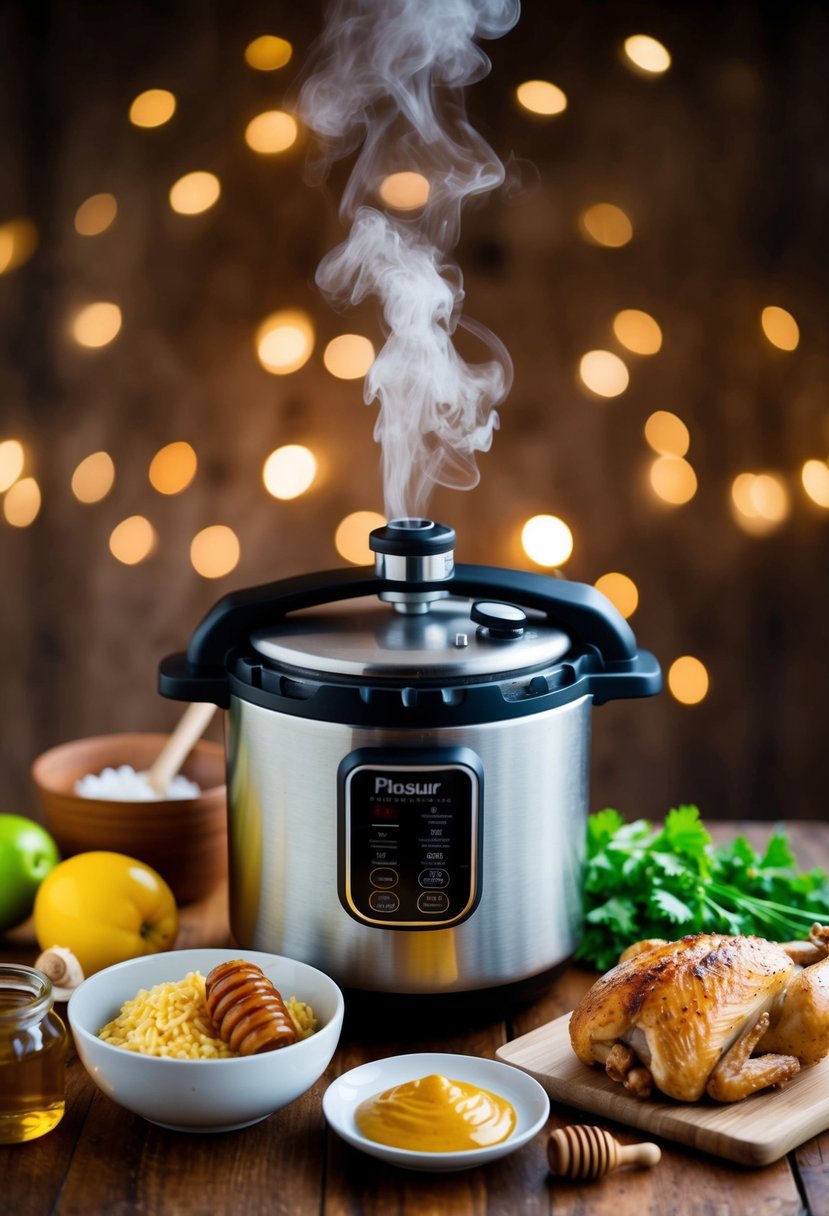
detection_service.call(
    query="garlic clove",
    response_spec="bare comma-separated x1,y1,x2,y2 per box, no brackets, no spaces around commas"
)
35,946,85,1000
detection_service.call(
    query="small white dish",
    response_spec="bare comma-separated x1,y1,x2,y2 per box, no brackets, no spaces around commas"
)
322,1051,550,1172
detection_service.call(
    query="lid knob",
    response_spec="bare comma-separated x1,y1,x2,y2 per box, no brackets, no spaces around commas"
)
471,600,528,639
370,518,456,615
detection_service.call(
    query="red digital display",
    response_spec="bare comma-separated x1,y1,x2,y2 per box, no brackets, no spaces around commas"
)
371,804,398,822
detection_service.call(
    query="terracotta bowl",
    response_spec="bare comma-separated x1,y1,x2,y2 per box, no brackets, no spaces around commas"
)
31,733,227,905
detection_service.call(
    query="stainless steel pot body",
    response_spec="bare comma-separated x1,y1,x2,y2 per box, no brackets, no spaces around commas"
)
225,692,590,994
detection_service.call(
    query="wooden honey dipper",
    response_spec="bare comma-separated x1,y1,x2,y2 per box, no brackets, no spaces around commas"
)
547,1124,661,1181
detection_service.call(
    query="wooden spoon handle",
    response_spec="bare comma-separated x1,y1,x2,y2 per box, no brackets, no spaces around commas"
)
146,702,218,795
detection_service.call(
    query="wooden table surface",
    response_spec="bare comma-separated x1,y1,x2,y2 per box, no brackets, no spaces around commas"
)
3,820,829,1216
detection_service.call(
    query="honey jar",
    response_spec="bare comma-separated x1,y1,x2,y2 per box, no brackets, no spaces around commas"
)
0,964,68,1143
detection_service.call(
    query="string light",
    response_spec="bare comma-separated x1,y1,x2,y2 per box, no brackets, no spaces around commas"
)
668,656,709,705
761,306,799,351
256,309,315,374
521,514,574,567
244,35,292,71
71,302,122,348
379,172,431,210
644,411,690,457
149,442,197,495
244,111,298,155
594,572,639,619
169,172,221,215
129,89,176,128
579,350,629,397
190,525,240,578
579,203,633,247
623,34,672,75
0,440,25,492
335,511,386,564
802,460,829,508
613,309,662,355
3,477,40,527
515,80,567,116
649,456,697,505
109,515,157,564
71,451,115,503
0,218,37,275
263,445,318,499
74,194,118,236
730,471,789,534
323,334,375,380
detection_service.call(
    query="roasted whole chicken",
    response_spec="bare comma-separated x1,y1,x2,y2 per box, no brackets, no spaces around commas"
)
569,924,829,1102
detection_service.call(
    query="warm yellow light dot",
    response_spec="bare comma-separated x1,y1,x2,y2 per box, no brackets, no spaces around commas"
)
263,445,318,500
730,471,789,534
668,656,709,705
335,511,387,565
515,80,568,116
74,193,118,236
761,306,799,351
802,459,829,508
244,35,293,71
109,515,157,565
613,309,662,355
129,88,176,128
579,203,633,248
3,477,40,527
71,451,115,503
644,410,689,457
244,110,298,154
323,334,375,380
579,350,629,398
0,439,25,492
169,172,221,216
256,309,315,375
71,302,122,348
379,172,431,210
649,456,698,505
521,514,574,568
624,34,672,75
0,218,37,275
190,525,241,579
594,572,639,619
149,442,197,495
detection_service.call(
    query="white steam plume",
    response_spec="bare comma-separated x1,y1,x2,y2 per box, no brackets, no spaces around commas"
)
297,0,519,521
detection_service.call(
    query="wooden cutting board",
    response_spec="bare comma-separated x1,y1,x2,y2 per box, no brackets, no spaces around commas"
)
496,1012,829,1165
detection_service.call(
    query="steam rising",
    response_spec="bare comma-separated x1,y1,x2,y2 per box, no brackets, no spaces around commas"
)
298,0,518,520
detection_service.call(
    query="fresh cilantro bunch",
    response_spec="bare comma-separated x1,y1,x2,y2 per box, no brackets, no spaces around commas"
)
576,805,829,972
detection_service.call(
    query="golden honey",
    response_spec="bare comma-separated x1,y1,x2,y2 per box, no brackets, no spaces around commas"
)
0,965,67,1144
354,1073,516,1152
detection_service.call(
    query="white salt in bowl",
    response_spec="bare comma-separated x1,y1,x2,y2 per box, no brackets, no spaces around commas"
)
68,948,344,1133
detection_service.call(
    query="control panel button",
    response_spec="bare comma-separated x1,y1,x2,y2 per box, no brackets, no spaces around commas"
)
369,890,400,914
370,867,399,889
418,868,450,889
417,891,451,914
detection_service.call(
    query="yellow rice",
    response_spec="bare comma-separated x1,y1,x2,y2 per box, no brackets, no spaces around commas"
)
98,970,317,1059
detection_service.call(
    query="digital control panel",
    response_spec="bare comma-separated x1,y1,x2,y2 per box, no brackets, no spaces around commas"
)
337,748,483,930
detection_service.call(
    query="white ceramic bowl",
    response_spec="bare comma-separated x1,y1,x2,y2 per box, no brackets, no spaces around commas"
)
322,1051,550,1171
68,948,344,1132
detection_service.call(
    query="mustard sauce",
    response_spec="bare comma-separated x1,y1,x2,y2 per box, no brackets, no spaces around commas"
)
354,1073,517,1152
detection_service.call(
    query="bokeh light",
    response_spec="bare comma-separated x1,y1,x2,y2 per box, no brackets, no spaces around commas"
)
0,218,37,275
169,172,221,216
244,35,293,71
256,309,315,375
74,193,118,236
515,80,567,116
149,442,197,495
0,439,25,492
644,410,690,457
649,456,698,504
521,514,574,567
579,203,633,247
802,459,829,508
263,445,318,500
730,471,790,534
129,88,176,128
71,451,115,503
190,525,241,579
379,172,431,210
613,309,662,355
335,511,387,565
761,306,800,351
109,515,157,564
623,34,672,75
594,572,639,619
323,334,375,380
71,302,122,348
3,477,40,527
244,111,298,154
668,656,709,705
579,350,629,397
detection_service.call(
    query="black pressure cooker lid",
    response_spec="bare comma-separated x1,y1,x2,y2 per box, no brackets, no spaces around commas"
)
249,596,572,681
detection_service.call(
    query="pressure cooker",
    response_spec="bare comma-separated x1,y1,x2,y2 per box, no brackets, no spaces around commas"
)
160,518,660,994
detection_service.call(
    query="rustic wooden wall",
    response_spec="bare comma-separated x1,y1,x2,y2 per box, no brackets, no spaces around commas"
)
0,0,827,826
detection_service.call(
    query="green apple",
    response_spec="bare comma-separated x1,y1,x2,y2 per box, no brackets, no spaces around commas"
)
0,814,61,931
